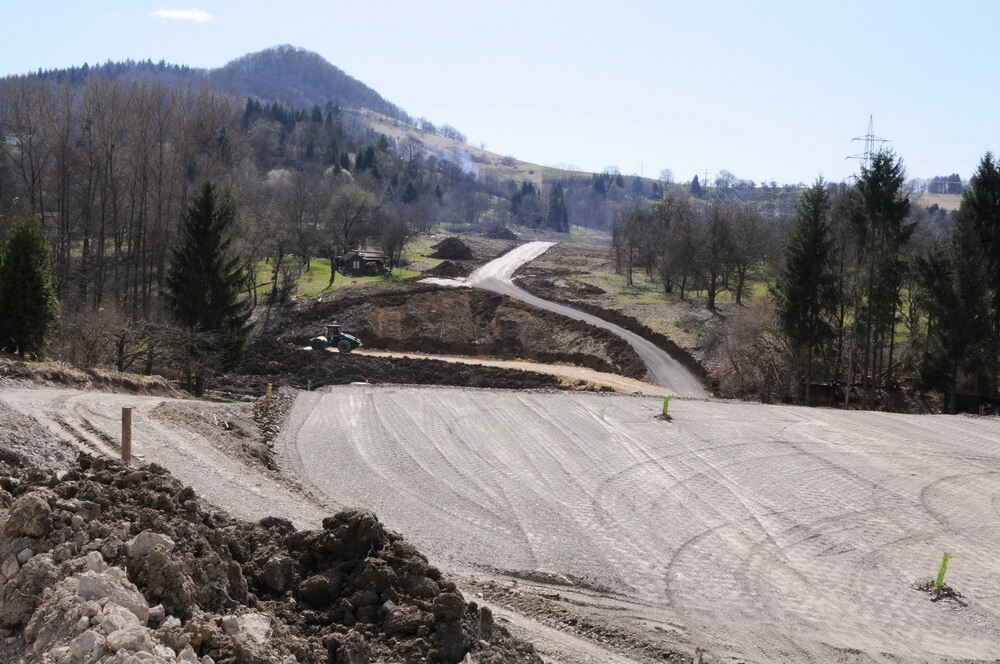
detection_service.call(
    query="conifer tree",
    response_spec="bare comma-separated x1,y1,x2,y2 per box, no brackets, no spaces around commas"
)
774,180,839,404
0,217,60,357
959,153,1000,395
164,182,252,390
690,175,703,197
915,212,987,412
546,183,570,233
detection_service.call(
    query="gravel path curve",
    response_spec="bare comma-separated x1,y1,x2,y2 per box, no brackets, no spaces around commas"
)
424,241,709,398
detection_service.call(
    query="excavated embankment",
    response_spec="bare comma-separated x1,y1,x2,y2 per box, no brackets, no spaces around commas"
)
279,284,645,380
0,450,541,664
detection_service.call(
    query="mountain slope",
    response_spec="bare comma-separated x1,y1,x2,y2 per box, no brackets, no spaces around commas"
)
208,45,408,121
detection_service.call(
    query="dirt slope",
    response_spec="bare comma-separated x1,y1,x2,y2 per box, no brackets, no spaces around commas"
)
282,283,644,379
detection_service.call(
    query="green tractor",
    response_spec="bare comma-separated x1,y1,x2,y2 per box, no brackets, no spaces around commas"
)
310,324,363,354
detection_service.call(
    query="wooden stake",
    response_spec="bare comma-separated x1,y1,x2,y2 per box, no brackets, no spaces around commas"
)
121,407,133,465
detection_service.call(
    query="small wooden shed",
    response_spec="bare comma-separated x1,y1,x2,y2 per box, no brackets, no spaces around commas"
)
339,249,390,277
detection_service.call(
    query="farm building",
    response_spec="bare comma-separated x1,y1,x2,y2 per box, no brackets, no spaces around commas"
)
338,249,390,277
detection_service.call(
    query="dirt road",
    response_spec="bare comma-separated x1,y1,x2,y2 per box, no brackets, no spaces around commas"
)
352,348,669,395
0,388,326,528
0,386,653,663
278,384,1000,663
424,241,709,398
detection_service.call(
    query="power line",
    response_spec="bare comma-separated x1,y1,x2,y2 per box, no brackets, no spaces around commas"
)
846,115,890,168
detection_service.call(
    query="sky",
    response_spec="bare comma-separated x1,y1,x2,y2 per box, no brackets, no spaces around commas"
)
3,0,999,184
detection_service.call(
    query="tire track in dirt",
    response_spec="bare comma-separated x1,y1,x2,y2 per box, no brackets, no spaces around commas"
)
280,385,1000,663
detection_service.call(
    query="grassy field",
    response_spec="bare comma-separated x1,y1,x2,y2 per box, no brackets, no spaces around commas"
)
916,192,962,211
254,257,422,299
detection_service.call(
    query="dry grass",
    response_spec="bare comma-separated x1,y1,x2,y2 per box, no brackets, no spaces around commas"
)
0,356,180,396
915,192,962,211
353,109,593,186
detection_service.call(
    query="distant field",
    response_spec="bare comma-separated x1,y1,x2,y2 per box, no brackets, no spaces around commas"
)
916,192,962,211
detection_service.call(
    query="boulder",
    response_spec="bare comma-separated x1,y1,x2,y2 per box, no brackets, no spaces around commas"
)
126,531,176,558
432,593,466,621
383,605,431,637
261,555,295,593
297,574,341,608
3,492,51,538
77,571,150,623
106,627,155,653
238,612,272,645
69,630,106,660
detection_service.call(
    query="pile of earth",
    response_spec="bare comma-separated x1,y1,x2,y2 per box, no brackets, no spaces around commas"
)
429,238,474,261
234,338,571,392
422,261,471,279
484,226,518,241
279,284,645,379
0,450,541,664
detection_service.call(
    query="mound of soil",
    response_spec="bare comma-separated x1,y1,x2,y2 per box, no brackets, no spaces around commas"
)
235,338,569,393
429,238,474,261
0,451,541,663
485,226,519,241
280,284,645,380
422,261,471,278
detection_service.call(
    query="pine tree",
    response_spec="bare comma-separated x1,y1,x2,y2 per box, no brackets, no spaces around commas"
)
403,181,419,204
546,183,570,233
690,175,703,197
915,211,987,412
164,183,252,389
959,153,1000,396
775,180,840,404
0,218,60,357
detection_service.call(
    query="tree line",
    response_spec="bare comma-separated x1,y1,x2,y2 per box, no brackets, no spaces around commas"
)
764,152,998,411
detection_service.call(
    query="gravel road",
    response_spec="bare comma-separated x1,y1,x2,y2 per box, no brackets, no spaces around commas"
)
277,384,1000,663
424,241,709,398
0,388,326,528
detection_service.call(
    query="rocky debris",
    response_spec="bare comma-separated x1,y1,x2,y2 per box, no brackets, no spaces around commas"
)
485,225,519,241
236,338,570,393
0,402,79,470
423,260,472,278
468,577,689,663
430,237,474,261
0,450,541,663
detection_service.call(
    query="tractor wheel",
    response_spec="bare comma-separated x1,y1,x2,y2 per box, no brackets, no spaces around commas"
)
338,339,353,354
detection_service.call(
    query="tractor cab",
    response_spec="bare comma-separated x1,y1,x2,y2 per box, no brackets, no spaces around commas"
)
310,323,363,354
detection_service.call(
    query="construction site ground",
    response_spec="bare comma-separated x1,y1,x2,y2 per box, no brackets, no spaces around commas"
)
5,384,1000,663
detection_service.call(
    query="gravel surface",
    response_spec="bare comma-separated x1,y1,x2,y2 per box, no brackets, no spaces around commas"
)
276,384,1000,663
424,241,709,398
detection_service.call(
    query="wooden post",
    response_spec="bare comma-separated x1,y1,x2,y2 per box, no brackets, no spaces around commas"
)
121,407,133,465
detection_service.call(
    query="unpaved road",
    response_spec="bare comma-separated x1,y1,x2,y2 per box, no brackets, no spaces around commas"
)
0,386,650,663
352,348,669,396
0,388,326,528
278,384,1000,663
424,241,708,398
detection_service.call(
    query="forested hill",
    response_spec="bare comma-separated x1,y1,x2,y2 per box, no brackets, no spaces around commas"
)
22,45,409,123
208,46,408,122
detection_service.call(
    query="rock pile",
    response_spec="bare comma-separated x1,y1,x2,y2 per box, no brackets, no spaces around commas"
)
429,238,474,261
422,261,472,279
0,452,541,663
484,226,518,241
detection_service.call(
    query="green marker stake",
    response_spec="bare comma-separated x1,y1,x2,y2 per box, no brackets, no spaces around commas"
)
934,552,952,588
662,396,671,417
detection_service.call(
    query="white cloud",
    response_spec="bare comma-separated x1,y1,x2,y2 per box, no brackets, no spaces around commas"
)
149,8,216,23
